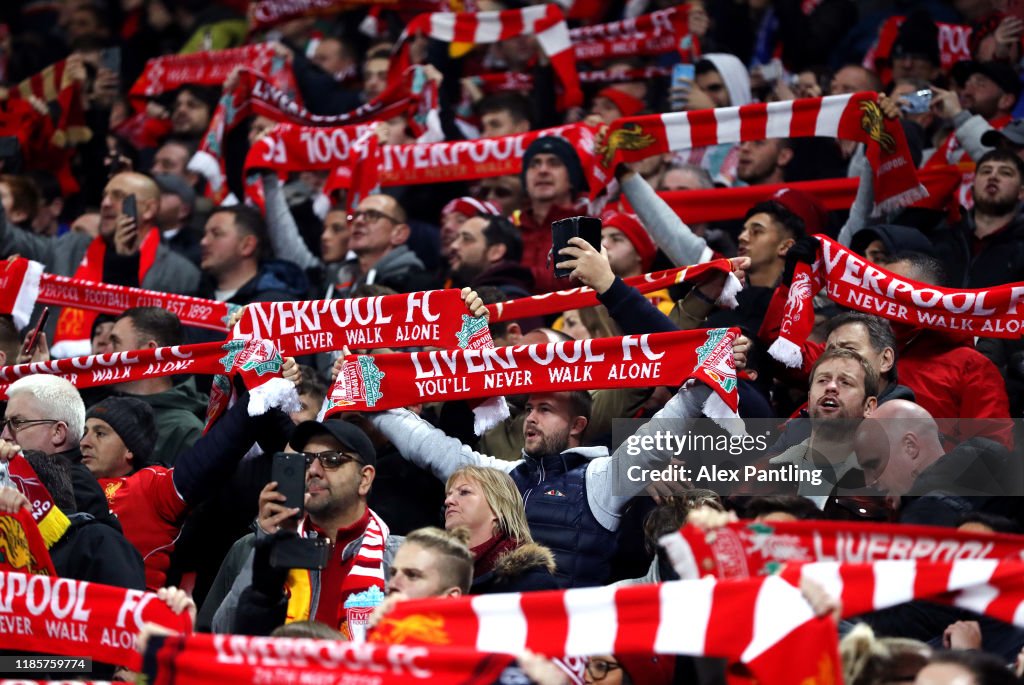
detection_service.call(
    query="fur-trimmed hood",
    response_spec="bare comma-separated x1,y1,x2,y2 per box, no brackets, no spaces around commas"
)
494,541,557,578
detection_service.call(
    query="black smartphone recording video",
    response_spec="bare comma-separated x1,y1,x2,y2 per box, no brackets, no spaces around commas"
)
551,216,603,279
121,193,138,226
272,452,306,517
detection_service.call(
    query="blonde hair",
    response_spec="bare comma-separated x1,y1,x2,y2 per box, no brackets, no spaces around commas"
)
404,526,475,594
841,623,930,685
577,305,620,340
445,466,533,543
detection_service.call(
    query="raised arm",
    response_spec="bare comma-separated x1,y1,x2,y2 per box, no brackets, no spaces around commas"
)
261,173,322,271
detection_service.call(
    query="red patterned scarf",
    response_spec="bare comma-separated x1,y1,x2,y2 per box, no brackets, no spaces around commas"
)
602,92,926,212
371,574,840,684
0,509,56,576
248,0,442,31
472,66,672,95
768,235,1024,368
0,339,297,416
0,571,192,670
392,5,581,109
662,519,1024,580
326,328,740,419
2,453,71,550
570,6,697,62
51,229,161,360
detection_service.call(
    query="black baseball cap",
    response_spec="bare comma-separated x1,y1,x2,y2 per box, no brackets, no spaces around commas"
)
981,119,1024,148
290,419,376,466
951,60,1022,101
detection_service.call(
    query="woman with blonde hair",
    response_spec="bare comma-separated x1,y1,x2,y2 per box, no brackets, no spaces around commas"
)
444,465,561,594
560,305,621,341
841,623,930,685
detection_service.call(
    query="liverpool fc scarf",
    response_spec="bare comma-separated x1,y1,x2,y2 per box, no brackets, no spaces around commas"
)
371,574,841,685
326,328,740,418
0,571,192,670
0,339,298,416
0,509,55,576
285,508,389,638
392,5,581,109
867,16,971,76
473,66,672,95
662,519,1024,580
1,454,71,550
0,258,43,329
128,45,299,109
768,235,1024,367
601,92,926,213
51,229,161,360
570,6,696,62
144,635,515,685
487,258,738,322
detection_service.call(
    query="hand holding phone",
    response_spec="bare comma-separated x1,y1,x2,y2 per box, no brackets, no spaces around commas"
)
271,453,306,517
552,216,603,279
114,194,140,255
21,307,49,358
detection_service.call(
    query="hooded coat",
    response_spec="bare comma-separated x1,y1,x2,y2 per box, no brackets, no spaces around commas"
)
471,541,562,595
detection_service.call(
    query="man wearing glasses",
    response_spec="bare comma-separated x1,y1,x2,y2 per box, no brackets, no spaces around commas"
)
212,418,402,637
334,194,437,296
2,375,116,526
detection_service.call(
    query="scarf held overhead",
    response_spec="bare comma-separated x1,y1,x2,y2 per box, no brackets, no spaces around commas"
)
661,519,1024,580
0,571,192,670
0,339,297,416
768,235,1024,367
326,328,740,417
601,92,926,213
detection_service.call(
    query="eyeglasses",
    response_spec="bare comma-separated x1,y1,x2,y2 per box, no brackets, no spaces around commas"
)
585,659,622,681
347,208,400,224
303,451,363,470
1,417,59,436
475,185,515,199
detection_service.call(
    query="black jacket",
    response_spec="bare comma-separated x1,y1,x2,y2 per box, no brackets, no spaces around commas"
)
471,541,562,595
57,447,122,532
900,437,1023,527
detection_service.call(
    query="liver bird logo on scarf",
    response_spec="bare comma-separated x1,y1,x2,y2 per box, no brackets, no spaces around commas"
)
859,101,896,155
601,123,657,166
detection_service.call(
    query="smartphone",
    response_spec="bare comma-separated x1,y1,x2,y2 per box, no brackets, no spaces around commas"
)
552,216,603,279
21,307,49,357
100,47,121,75
270,534,330,570
271,452,306,516
673,63,695,85
121,193,137,226
901,89,932,114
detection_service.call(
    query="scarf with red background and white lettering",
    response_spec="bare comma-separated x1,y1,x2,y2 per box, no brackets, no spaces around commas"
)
248,0,447,32
2,453,71,550
326,328,740,420
767,235,1024,368
570,7,697,63
865,15,971,84
601,92,926,212
0,339,298,417
0,570,192,670
51,229,162,360
390,5,582,109
662,519,1024,580
128,45,299,109
472,66,672,95
191,67,434,204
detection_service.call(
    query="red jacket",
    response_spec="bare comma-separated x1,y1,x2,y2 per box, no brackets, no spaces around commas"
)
100,466,188,591
515,202,583,294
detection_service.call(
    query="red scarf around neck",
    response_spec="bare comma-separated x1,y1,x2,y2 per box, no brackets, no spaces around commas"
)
471,534,519,578
769,235,1024,368
326,328,740,418
51,229,161,360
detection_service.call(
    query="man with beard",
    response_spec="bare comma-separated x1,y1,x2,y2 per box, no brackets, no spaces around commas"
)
767,348,880,508
447,214,533,298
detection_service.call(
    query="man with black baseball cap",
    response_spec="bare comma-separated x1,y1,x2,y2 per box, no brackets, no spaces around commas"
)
516,135,589,294
929,60,1021,166
214,418,403,637
154,173,201,265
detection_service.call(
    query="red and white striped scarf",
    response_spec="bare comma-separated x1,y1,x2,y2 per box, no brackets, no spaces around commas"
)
602,92,926,213
370,574,841,684
471,66,672,96
570,6,697,62
767,235,1024,368
392,5,581,109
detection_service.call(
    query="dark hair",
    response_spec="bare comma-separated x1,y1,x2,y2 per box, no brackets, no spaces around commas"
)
744,200,805,240
348,283,398,299
810,348,880,400
0,174,41,224
160,136,199,158
825,312,898,385
957,511,1022,534
473,286,511,341
977,148,1024,180
209,206,270,261
887,250,948,287
23,451,77,513
26,170,62,204
116,307,184,348
0,315,20,364
643,491,723,554
270,621,343,639
926,650,1017,685
481,215,523,263
695,59,720,78
743,496,821,521
567,390,593,423
297,365,328,402
476,92,535,128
